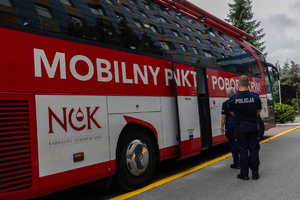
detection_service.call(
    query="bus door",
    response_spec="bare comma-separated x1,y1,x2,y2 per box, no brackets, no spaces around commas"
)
195,67,212,150
173,63,209,160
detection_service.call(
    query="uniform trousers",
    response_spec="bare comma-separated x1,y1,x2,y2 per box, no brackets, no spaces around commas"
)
235,121,260,176
225,120,239,165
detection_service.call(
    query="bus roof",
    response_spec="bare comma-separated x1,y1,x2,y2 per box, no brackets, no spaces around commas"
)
152,0,252,41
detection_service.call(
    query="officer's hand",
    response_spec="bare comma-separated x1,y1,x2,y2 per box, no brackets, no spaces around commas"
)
220,128,225,135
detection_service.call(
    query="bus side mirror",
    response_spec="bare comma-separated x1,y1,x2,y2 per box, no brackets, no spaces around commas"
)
265,62,279,81
271,67,279,81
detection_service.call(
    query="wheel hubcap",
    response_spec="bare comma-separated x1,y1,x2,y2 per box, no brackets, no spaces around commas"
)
126,139,149,176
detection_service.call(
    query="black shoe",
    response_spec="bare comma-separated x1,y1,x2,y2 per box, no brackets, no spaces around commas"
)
252,174,260,180
230,164,241,169
237,174,249,180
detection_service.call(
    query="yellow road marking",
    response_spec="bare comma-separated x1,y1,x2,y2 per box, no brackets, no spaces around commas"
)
260,126,300,144
111,126,300,200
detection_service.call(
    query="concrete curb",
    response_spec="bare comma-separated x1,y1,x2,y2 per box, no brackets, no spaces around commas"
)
276,123,300,126
275,117,300,126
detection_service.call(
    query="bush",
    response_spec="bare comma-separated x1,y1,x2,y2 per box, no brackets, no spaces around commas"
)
274,103,296,123
292,98,297,111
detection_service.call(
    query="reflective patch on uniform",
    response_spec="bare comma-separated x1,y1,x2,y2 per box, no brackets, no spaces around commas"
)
235,98,254,104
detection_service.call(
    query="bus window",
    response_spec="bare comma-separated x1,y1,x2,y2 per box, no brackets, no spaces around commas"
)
216,52,261,77
0,0,255,65
0,0,18,24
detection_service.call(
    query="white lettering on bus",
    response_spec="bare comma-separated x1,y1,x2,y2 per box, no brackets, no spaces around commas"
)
212,76,217,89
211,75,261,93
164,68,197,87
191,71,197,87
148,66,160,85
34,48,66,79
114,61,120,83
97,59,112,82
165,69,173,86
218,76,224,90
34,48,196,88
121,62,133,84
133,64,148,84
181,70,191,87
174,69,181,86
70,55,94,81
230,78,236,90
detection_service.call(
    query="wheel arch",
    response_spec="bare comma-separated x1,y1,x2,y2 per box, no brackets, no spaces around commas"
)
114,117,160,190
123,116,158,140
117,116,160,160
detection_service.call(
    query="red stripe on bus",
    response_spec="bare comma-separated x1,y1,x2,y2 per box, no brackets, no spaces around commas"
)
0,28,197,97
180,138,202,160
212,135,228,146
159,145,179,161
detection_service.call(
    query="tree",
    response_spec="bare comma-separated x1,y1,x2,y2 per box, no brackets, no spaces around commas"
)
225,0,267,55
274,61,300,112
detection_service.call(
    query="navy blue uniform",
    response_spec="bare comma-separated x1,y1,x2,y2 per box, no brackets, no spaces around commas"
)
221,100,239,166
229,91,262,177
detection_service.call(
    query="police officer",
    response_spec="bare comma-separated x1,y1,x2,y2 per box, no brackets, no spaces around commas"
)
229,75,262,180
221,87,240,169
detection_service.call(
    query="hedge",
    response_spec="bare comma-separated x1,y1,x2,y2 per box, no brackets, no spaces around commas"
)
274,103,296,123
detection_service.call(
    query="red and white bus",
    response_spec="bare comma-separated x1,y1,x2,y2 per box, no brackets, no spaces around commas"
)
0,0,278,199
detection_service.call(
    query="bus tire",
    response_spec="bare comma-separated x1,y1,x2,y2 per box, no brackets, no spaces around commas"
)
115,127,156,191
258,116,265,139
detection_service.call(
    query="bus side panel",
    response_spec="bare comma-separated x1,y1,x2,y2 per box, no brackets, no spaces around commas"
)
39,161,111,197
107,96,181,163
35,95,111,196
160,97,179,161
260,97,269,119
0,94,39,200
107,96,164,162
209,97,228,146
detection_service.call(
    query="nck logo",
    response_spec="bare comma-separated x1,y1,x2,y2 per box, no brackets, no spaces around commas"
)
48,107,101,133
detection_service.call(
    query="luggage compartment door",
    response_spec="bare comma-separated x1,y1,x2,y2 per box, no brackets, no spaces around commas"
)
173,63,202,160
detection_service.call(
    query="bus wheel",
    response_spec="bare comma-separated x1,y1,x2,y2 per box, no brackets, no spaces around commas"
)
115,127,156,190
258,116,265,139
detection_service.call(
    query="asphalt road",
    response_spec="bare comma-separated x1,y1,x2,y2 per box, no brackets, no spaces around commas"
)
126,125,300,200
36,125,300,200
